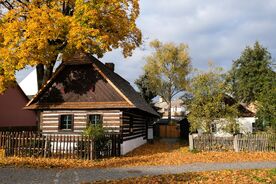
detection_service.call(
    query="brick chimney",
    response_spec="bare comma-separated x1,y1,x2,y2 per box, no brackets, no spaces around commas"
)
105,63,115,72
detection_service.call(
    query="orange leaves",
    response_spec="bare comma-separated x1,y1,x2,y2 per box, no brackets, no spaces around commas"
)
92,169,276,184
1,140,276,169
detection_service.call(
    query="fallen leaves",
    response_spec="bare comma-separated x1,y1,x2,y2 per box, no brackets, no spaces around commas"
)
91,169,276,184
0,139,276,169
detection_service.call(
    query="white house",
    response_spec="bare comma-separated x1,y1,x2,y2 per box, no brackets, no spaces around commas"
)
19,69,38,97
154,97,187,121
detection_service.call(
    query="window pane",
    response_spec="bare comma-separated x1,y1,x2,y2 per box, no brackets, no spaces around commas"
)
88,114,102,125
60,115,72,130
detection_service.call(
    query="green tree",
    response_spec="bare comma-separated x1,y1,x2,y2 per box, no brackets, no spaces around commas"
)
255,76,276,132
144,40,191,122
185,65,239,134
229,41,274,103
135,72,157,104
228,41,276,131
0,0,141,93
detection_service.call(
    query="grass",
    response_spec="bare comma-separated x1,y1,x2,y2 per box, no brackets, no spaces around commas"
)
91,169,276,184
0,139,276,168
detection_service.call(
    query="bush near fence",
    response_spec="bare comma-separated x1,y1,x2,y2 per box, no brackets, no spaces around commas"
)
0,131,121,160
189,133,276,152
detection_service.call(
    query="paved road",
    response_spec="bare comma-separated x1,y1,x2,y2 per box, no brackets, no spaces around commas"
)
1,161,276,184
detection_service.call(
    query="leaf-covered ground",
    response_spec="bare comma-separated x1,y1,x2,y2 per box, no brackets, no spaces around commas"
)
91,169,276,184
0,139,276,168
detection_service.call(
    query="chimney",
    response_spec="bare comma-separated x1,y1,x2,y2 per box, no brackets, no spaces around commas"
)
105,63,115,72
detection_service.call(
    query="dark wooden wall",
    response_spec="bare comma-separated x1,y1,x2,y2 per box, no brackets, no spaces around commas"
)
122,110,152,141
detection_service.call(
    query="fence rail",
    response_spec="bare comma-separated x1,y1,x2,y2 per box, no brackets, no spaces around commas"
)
189,133,276,152
0,131,121,160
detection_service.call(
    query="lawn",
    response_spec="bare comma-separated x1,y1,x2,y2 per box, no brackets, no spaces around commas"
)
0,139,276,168
91,168,276,184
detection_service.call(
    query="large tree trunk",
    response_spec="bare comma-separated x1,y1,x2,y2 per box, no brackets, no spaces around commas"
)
167,85,172,123
43,61,55,84
168,99,172,123
36,60,56,90
36,64,44,90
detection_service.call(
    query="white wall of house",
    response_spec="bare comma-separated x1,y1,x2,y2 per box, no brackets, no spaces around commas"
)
197,117,256,137
19,69,38,96
237,117,256,133
120,136,147,155
213,117,256,137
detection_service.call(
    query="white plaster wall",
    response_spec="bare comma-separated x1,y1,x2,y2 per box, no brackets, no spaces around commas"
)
213,117,256,137
120,137,147,155
148,128,153,139
19,69,38,96
237,117,256,134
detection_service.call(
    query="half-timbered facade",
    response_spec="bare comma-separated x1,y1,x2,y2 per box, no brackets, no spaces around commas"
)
25,52,159,155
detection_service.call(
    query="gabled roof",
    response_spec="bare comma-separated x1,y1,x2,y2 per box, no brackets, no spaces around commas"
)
223,95,255,117
25,52,159,117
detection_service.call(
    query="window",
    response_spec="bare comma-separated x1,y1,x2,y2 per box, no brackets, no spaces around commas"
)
60,115,73,130
88,114,102,125
129,116,133,134
211,123,217,133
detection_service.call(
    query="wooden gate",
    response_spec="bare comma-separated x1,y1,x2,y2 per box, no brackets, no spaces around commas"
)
159,125,180,138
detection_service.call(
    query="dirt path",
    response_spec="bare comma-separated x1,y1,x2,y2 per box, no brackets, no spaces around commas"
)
1,161,276,184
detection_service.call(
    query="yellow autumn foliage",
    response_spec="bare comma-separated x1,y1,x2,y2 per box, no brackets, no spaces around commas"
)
0,0,142,93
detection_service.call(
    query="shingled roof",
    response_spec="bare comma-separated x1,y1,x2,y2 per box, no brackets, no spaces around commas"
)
25,52,159,117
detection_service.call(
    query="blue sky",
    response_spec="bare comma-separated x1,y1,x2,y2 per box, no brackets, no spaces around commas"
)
16,0,276,88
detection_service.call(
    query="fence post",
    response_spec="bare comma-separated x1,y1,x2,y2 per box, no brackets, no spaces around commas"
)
189,134,194,151
90,137,94,160
233,135,239,152
44,136,48,158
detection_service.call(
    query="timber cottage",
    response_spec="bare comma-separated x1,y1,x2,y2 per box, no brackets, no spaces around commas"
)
25,52,159,155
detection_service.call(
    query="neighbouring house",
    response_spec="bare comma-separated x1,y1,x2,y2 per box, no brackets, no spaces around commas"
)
19,69,38,99
154,98,188,138
200,95,256,137
25,52,159,155
154,97,187,121
0,84,37,131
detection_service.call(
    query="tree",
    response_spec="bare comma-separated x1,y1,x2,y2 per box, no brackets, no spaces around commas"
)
255,74,276,132
144,40,191,122
184,65,239,134
228,41,276,131
229,41,274,103
135,72,157,104
0,0,142,93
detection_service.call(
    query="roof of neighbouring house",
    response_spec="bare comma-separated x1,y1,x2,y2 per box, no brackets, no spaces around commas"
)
223,95,256,117
25,52,159,117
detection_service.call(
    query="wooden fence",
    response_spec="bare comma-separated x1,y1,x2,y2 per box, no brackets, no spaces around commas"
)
189,133,276,152
0,131,121,160
191,134,234,151
235,134,276,152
